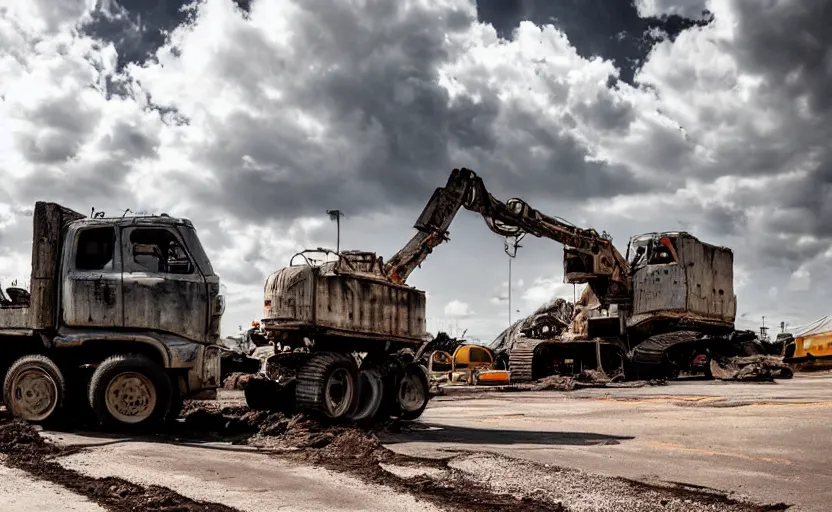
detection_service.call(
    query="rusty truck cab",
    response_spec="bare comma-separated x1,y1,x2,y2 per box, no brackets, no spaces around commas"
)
55,215,224,394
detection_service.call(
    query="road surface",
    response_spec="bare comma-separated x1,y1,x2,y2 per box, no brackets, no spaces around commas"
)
384,374,832,511
3,374,829,511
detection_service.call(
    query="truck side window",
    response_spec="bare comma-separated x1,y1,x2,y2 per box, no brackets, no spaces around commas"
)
76,227,116,271
129,229,194,274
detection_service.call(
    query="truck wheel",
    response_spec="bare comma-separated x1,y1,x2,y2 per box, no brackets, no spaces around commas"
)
3,354,66,424
347,368,383,422
395,363,430,421
296,353,357,419
88,354,172,429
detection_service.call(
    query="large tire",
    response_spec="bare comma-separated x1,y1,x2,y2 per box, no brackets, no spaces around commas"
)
3,354,66,424
395,363,430,421
347,368,384,422
296,353,358,419
88,354,172,430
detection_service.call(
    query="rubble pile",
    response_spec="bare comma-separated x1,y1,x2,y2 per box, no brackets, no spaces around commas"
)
491,297,577,356
529,370,663,392
222,372,256,390
532,370,609,391
710,356,794,382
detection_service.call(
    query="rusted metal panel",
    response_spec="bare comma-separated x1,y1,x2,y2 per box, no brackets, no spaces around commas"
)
0,307,30,329
628,233,735,329
263,252,427,344
121,226,209,343
632,263,687,316
679,236,735,323
264,265,315,324
30,202,85,330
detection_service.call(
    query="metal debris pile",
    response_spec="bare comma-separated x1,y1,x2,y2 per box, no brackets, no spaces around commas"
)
709,355,794,381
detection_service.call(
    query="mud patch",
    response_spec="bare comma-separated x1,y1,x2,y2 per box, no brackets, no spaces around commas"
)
0,416,241,512
177,403,558,512
173,402,787,512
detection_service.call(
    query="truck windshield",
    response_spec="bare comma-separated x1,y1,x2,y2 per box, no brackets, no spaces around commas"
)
177,225,214,276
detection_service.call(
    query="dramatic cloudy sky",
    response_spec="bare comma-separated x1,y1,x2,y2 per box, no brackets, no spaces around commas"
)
0,0,829,341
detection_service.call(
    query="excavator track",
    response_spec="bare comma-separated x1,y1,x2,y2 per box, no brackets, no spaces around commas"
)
631,330,702,365
508,340,542,382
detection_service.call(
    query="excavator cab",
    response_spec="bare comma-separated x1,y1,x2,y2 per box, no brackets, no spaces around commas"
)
625,232,736,332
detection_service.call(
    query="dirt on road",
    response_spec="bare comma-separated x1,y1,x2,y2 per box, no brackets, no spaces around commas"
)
0,416,239,512
168,400,787,512
0,398,793,512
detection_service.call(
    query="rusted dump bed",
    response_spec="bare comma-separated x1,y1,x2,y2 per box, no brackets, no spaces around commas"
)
262,251,427,346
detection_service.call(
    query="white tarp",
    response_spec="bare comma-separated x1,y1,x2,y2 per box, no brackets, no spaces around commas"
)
789,315,832,337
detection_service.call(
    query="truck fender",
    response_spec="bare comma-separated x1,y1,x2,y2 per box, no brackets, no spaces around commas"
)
52,333,171,368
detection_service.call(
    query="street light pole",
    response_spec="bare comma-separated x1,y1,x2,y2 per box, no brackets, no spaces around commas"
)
508,256,512,326
326,209,344,254
504,234,524,329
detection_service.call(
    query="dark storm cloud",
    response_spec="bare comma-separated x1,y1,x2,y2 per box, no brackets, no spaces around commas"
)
463,103,647,198
725,0,832,247
13,96,102,164
571,88,636,133
732,0,832,117
13,115,162,209
80,0,251,70
475,0,713,83
162,0,651,222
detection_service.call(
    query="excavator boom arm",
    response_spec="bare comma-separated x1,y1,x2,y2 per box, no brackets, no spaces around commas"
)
383,168,631,304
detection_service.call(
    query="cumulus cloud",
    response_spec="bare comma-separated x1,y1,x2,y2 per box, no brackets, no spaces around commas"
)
522,277,585,306
0,0,829,338
444,300,474,318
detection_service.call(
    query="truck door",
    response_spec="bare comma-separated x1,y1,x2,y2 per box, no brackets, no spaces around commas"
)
121,225,208,342
62,225,124,327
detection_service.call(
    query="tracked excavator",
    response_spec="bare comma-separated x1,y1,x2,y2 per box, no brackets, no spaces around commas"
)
384,168,744,381
246,168,740,420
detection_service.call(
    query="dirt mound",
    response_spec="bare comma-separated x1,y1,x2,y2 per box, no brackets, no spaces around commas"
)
0,418,57,462
178,403,385,458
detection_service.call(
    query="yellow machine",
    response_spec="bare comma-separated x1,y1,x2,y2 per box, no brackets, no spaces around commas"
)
784,330,832,367
427,345,511,386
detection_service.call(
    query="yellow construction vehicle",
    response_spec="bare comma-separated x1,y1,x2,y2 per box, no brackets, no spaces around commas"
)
784,330,832,368
427,345,510,386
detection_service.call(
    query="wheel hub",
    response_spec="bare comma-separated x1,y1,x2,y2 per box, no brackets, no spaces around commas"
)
397,372,425,412
11,369,57,421
324,367,354,417
105,372,157,424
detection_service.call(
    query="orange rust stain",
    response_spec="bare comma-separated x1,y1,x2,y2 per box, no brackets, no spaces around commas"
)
647,441,793,465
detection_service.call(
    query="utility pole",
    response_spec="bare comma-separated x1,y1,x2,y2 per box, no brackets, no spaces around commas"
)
326,209,344,254
504,234,525,329
508,256,512,326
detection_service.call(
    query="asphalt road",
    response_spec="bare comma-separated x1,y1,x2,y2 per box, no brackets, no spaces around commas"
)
3,374,829,511
383,374,832,511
